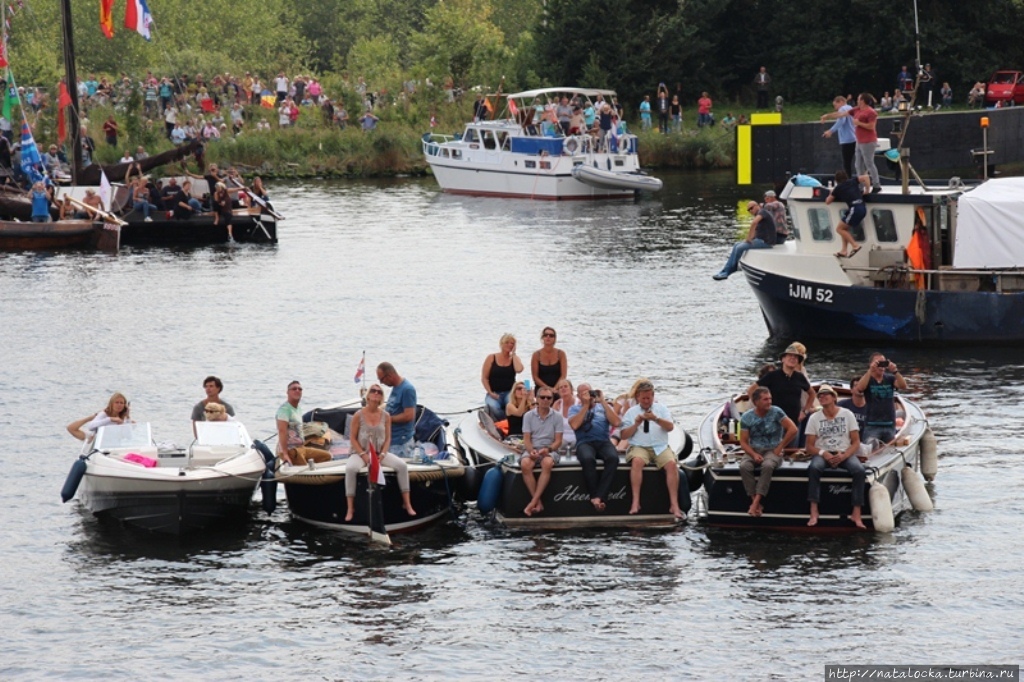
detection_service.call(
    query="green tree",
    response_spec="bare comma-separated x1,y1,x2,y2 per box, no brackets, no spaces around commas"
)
408,0,510,90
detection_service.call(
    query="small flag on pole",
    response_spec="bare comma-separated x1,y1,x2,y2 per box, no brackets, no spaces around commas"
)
57,82,72,143
124,0,153,40
19,119,43,183
99,0,114,38
367,442,386,486
354,354,365,384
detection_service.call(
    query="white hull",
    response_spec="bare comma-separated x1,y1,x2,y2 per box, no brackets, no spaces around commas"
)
428,154,635,200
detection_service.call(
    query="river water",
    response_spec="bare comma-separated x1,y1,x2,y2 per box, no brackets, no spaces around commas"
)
1,172,1022,680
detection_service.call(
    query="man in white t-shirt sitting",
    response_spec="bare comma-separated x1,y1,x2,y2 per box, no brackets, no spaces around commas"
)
805,384,865,529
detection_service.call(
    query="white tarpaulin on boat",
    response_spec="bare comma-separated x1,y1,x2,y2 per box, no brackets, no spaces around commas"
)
954,177,1024,269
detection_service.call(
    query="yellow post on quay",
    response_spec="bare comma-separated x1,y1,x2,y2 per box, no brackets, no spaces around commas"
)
736,112,782,185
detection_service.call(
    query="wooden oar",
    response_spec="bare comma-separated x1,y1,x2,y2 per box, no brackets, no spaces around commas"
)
226,177,285,220
66,195,127,226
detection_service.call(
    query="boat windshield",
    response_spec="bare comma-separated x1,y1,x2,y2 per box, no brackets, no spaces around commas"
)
94,422,153,450
195,421,251,447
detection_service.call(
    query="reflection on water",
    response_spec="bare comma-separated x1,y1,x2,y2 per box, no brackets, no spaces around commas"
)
2,171,1023,679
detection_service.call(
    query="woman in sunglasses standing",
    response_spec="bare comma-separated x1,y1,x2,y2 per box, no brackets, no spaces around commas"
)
346,383,416,522
531,327,568,392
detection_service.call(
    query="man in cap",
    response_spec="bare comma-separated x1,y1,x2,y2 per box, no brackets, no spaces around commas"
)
739,387,798,516
712,200,776,280
619,380,686,519
805,384,865,528
748,343,815,446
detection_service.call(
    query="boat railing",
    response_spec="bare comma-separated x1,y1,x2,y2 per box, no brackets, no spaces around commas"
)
422,133,457,156
844,264,1024,293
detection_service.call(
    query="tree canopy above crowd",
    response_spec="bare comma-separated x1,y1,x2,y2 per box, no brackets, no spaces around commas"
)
7,0,1024,109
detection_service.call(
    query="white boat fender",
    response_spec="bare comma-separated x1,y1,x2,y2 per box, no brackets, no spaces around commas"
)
869,481,895,532
564,137,579,154
253,440,278,515
61,457,88,503
920,428,938,481
901,465,934,512
477,466,503,514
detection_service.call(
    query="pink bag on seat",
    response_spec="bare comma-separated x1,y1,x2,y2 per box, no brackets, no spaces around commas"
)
124,453,158,468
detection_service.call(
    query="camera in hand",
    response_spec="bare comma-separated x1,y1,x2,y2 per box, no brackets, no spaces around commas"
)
589,390,598,398
878,359,890,367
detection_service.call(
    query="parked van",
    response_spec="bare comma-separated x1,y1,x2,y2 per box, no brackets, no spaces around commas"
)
985,70,1024,106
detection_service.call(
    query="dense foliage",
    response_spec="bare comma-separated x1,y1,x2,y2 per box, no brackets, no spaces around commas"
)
7,0,1024,110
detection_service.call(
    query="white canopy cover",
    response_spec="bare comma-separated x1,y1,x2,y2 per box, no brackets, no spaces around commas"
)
954,177,1024,269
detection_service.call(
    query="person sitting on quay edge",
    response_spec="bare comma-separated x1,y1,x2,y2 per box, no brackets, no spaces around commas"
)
191,375,236,434
712,200,776,280
521,386,563,516
804,384,865,529
618,380,686,519
67,392,132,441
568,383,621,512
346,383,415,521
738,387,798,517
531,326,568,392
377,362,417,451
481,333,524,421
826,169,871,258
748,343,815,446
854,353,908,447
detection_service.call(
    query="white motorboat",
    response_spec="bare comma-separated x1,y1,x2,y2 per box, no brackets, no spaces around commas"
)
422,87,662,200
62,421,268,534
693,383,937,532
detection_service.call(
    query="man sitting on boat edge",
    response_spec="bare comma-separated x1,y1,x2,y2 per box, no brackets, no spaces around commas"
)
855,354,908,446
804,384,866,528
619,380,686,520
568,383,621,512
712,200,776,280
738,387,798,517
522,387,563,516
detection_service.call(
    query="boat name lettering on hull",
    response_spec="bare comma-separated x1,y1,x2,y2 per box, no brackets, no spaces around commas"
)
553,485,629,503
788,283,834,304
827,485,853,495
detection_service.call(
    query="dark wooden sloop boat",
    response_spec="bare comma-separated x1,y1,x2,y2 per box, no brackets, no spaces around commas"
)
118,210,277,246
0,218,118,253
271,402,465,536
453,410,697,528
694,384,937,533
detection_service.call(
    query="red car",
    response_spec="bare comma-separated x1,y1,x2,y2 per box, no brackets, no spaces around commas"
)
985,70,1024,106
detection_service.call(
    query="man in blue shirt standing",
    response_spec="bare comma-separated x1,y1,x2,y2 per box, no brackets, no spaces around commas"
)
377,362,417,450
820,96,856,177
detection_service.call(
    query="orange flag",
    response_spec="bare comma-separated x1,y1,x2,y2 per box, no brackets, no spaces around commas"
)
57,82,73,143
100,0,114,38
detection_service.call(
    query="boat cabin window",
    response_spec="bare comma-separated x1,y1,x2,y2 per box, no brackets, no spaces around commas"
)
870,209,899,242
452,149,462,159
496,131,510,151
614,159,624,167
95,422,153,450
482,130,497,150
464,128,479,144
807,208,833,241
525,160,536,169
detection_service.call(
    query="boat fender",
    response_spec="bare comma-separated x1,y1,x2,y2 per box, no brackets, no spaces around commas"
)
677,431,694,461
869,482,895,532
682,450,706,493
253,440,278,515
61,458,87,503
476,466,503,514
564,137,579,154
901,465,934,512
676,471,693,514
920,428,938,481
458,464,480,502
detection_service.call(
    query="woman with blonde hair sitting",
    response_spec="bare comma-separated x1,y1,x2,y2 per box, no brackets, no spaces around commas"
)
504,381,534,437
345,383,416,522
66,392,131,441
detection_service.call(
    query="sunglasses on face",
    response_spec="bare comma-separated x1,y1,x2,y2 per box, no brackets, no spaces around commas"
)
537,395,553,400
542,332,555,338
368,388,383,395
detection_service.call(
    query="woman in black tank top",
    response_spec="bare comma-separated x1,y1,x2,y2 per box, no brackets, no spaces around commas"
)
531,326,568,390
482,333,524,419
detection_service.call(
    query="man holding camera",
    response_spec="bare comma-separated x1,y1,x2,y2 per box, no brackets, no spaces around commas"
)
568,383,621,512
619,380,686,519
804,384,865,528
854,353,908,445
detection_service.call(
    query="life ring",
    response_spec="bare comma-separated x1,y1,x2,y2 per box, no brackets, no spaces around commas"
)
564,137,579,154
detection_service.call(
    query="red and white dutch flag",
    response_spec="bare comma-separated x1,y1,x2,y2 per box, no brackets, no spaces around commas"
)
367,442,386,487
353,354,365,384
